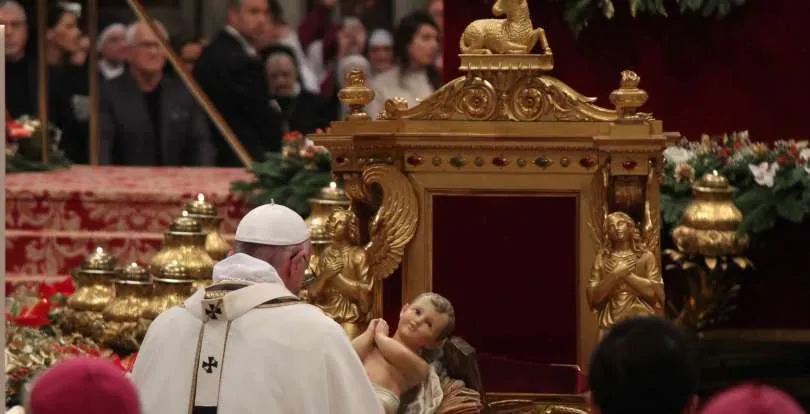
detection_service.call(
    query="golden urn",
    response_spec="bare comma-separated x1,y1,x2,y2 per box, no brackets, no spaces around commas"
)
609,70,649,120
149,211,214,290
142,261,195,321
184,193,231,261
337,68,375,121
672,171,750,256
100,262,153,354
63,247,118,338
303,182,351,286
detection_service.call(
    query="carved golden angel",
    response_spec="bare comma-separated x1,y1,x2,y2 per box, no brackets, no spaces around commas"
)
308,165,418,338
587,164,664,339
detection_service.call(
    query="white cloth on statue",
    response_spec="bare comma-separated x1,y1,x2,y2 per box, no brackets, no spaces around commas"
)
402,363,444,414
130,254,383,414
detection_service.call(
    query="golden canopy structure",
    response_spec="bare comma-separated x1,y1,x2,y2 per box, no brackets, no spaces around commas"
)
313,0,677,407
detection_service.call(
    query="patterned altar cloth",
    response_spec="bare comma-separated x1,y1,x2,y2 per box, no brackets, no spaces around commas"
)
6,166,250,280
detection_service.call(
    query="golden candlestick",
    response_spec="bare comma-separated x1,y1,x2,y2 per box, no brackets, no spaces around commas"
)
142,261,195,321
667,171,753,331
149,211,214,290
61,247,118,340
303,181,351,286
101,262,152,354
672,171,749,256
184,193,231,261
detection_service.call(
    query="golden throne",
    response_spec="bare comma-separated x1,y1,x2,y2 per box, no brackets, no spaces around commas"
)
312,2,675,412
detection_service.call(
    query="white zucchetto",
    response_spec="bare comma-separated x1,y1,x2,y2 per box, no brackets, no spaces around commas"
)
235,203,310,246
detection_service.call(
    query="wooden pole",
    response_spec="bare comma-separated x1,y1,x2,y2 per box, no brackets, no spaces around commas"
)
126,0,254,167
1,24,7,399
88,0,100,164
36,0,48,164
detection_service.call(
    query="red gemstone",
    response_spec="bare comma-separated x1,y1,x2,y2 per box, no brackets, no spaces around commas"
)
579,157,596,168
492,156,509,167
406,154,424,166
622,159,638,170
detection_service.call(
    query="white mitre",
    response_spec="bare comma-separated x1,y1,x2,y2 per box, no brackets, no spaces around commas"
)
235,203,310,246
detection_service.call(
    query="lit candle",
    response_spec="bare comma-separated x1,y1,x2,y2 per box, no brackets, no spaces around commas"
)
329,181,337,190
96,246,104,254
182,210,188,217
197,193,205,202
712,170,718,176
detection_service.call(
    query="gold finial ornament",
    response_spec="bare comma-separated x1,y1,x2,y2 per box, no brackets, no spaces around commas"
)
459,0,552,55
337,69,375,121
184,193,231,261
149,211,214,290
672,172,749,257
100,262,153,354
142,261,195,321
61,247,119,339
609,70,652,121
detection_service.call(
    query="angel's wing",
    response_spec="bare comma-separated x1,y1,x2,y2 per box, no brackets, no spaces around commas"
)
362,164,419,282
587,162,610,250
642,161,661,254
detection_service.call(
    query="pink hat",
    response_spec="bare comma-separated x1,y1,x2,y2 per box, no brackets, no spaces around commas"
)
28,357,140,414
701,383,805,414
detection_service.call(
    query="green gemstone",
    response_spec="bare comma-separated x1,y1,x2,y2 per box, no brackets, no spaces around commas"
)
534,157,552,168
450,156,467,168
474,157,484,167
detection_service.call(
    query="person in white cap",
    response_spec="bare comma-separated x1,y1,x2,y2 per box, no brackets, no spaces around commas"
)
131,203,384,414
97,22,127,79
366,28,394,76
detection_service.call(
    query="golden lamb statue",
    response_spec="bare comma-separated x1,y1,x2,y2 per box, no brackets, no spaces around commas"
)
459,0,552,55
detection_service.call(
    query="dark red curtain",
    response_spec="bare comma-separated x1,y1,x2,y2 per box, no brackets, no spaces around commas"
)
443,0,810,142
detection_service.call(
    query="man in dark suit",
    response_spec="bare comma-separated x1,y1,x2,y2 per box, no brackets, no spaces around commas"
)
193,0,283,167
99,21,215,166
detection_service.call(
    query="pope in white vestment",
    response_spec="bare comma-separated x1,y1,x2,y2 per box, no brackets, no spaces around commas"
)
131,204,383,414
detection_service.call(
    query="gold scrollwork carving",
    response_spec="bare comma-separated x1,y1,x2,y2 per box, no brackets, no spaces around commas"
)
382,73,621,122
309,164,419,338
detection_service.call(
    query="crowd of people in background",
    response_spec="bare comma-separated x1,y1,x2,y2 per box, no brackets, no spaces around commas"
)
1,0,445,167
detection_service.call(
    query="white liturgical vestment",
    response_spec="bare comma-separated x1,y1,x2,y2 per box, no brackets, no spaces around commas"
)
130,254,383,414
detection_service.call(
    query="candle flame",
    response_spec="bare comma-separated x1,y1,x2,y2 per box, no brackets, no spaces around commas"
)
96,246,104,254
329,181,337,190
197,193,205,202
182,210,188,217
712,170,719,176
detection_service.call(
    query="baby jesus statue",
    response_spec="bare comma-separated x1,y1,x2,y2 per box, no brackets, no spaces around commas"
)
352,293,456,414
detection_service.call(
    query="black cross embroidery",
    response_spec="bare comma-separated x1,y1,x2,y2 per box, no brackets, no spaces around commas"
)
205,303,222,320
202,356,218,374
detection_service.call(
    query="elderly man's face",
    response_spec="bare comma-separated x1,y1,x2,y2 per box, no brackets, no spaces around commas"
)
127,24,166,75
266,54,297,97
101,28,127,63
48,12,82,54
0,4,28,60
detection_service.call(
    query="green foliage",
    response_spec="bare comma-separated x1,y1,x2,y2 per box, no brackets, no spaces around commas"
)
6,118,72,173
661,133,810,239
560,0,748,36
231,132,333,217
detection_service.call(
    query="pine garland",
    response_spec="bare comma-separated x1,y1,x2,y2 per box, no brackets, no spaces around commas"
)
231,131,332,217
661,132,810,239
561,0,748,36
6,116,72,173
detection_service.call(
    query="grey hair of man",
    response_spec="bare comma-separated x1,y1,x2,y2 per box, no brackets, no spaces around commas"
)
234,239,311,293
0,0,25,21
124,19,168,45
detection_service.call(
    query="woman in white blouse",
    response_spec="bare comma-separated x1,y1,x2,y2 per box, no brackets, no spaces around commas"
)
366,11,441,119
